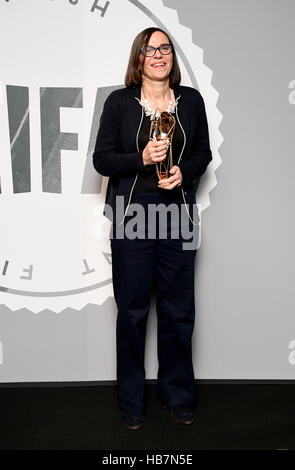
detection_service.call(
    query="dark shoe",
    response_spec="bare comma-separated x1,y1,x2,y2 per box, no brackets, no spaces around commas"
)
160,401,194,424
120,409,144,430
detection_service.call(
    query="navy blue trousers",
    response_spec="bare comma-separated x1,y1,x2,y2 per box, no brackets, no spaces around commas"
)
110,189,199,415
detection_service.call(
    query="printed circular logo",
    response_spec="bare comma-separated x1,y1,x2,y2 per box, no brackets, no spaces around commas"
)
0,0,222,313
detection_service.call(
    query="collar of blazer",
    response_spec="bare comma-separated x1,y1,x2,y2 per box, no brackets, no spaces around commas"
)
130,83,186,169
132,83,182,104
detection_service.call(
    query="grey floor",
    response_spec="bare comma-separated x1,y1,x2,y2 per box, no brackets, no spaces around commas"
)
0,383,294,450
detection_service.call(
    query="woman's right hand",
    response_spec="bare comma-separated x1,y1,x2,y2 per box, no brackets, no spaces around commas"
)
142,139,169,166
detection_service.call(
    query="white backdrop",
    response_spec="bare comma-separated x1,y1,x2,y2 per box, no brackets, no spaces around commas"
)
0,0,294,382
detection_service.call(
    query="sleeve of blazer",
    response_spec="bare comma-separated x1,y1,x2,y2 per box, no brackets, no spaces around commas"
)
178,93,212,186
92,91,145,178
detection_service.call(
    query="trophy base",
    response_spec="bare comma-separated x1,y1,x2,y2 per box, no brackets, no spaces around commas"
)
158,171,168,180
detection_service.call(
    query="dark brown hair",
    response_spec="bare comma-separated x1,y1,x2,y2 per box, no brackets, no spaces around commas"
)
124,27,181,88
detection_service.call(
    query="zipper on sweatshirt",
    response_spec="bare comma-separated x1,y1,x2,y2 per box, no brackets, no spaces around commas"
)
117,101,144,225
175,99,199,226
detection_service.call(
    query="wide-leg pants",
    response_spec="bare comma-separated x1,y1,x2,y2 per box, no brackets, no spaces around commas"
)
110,189,199,416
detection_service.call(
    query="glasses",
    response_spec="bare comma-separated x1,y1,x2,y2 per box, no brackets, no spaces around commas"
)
140,43,173,57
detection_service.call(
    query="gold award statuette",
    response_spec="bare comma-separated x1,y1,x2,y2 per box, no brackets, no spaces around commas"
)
149,109,176,181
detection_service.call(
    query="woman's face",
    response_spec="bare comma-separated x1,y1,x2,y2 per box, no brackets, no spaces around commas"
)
139,31,173,83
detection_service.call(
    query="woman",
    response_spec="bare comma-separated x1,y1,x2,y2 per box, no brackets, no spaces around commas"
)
93,27,212,430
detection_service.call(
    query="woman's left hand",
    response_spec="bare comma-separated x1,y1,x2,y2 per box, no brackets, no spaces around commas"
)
158,165,182,190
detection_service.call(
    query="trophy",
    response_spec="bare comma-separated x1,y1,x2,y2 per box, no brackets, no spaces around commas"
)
149,109,176,180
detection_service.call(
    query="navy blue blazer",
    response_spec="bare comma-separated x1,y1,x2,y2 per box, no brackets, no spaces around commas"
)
92,83,212,224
